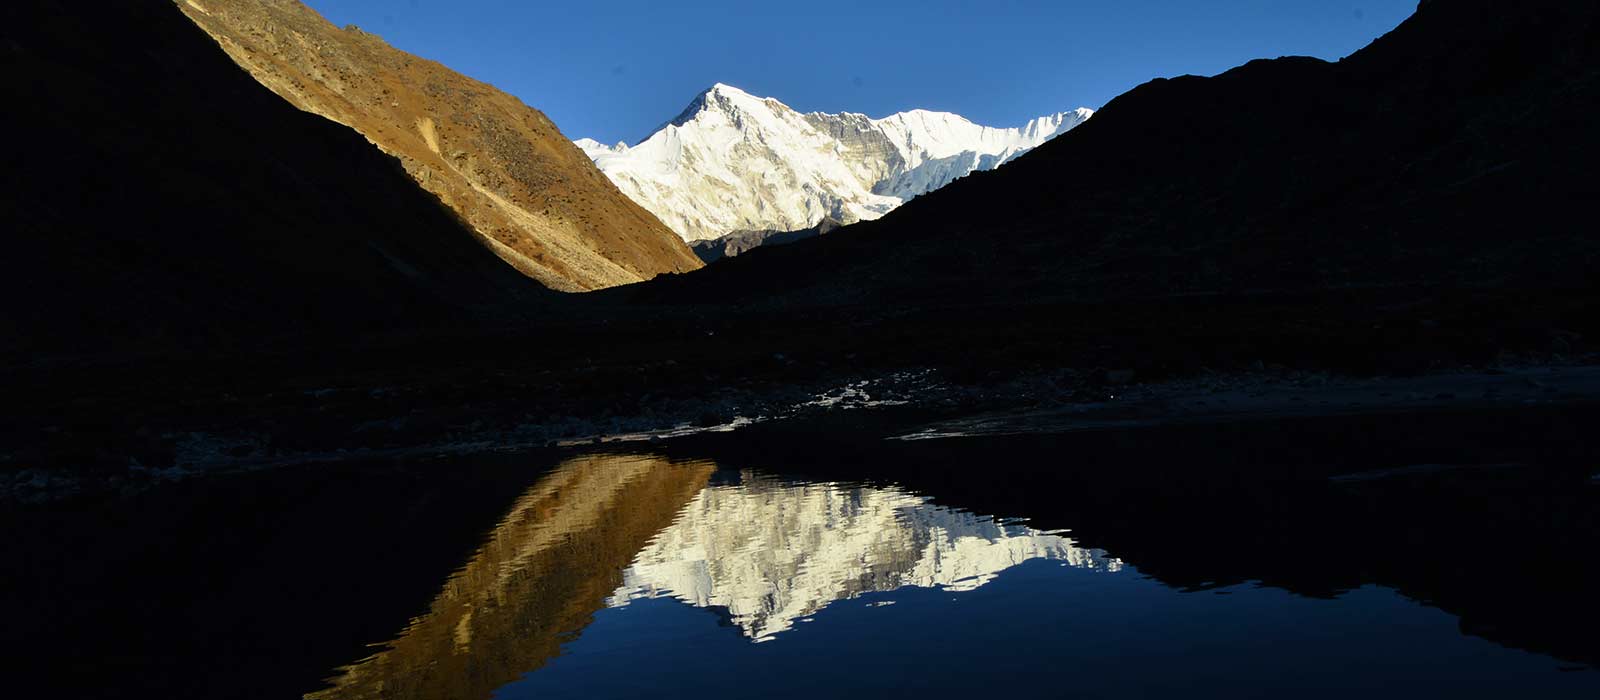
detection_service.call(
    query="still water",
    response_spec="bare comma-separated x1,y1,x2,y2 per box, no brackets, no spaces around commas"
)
5,408,1599,698
314,446,1597,699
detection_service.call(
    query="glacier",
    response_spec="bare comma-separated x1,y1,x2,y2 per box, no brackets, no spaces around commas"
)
576,83,1093,242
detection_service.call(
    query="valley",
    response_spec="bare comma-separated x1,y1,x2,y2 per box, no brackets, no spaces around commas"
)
3,1,1598,697
5,0,1598,496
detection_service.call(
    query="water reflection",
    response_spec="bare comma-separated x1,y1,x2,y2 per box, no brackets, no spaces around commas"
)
310,453,714,700
10,409,1597,700
310,456,1115,698
609,471,1120,641
308,446,1600,700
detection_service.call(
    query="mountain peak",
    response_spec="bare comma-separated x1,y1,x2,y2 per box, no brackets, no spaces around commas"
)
700,83,781,111
705,82,749,97
578,85,1093,243
665,82,793,131
669,82,750,127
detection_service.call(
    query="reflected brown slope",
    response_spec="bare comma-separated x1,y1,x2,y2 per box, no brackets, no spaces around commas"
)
309,453,714,700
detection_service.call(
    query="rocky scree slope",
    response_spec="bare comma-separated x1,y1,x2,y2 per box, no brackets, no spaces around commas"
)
176,0,702,292
577,84,1092,242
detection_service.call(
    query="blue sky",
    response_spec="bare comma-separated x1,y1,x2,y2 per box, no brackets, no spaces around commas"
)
303,0,1417,145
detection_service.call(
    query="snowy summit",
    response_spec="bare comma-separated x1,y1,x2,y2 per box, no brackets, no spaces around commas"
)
577,84,1093,242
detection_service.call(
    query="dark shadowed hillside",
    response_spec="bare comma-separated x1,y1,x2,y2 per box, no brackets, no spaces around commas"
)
625,0,1599,308
0,1,547,363
4,0,1598,489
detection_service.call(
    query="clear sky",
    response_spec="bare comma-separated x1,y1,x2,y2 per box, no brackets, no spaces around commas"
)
302,0,1418,145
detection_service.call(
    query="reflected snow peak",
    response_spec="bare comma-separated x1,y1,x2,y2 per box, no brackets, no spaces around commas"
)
610,471,1122,641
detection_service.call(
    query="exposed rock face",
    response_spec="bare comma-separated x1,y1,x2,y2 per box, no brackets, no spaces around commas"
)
691,218,845,264
176,0,702,291
577,84,1092,242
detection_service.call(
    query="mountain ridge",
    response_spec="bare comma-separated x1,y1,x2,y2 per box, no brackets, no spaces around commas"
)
577,83,1092,242
175,0,702,291
619,0,1599,309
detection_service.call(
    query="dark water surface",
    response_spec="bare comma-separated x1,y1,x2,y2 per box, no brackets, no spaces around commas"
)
4,405,1599,698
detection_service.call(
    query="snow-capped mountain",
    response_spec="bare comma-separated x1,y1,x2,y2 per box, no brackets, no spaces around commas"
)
576,84,1093,242
608,473,1122,642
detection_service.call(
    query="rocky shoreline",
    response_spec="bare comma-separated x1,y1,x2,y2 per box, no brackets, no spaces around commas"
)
8,358,1596,505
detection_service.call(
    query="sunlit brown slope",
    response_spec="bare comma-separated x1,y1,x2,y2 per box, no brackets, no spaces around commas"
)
309,454,715,700
1,1,546,361
175,0,702,292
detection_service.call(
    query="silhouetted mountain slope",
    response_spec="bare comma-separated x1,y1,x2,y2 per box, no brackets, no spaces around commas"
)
626,0,1599,308
5,1,1597,481
1,1,547,362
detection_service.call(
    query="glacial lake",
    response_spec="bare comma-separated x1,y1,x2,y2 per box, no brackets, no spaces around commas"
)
5,405,1599,698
